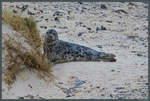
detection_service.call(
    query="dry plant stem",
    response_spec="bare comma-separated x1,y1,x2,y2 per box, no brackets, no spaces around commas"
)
2,10,54,85
4,37,53,74
2,10,42,49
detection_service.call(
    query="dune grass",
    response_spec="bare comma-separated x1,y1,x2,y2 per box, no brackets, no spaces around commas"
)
2,10,54,85
2,10,41,49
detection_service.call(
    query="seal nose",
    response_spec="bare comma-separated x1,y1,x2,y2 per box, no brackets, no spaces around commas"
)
49,35,53,39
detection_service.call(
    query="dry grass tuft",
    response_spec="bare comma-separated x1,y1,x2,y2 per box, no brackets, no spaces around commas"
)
2,10,54,85
2,10,41,49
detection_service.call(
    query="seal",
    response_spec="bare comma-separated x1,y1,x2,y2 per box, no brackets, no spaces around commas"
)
43,29,116,64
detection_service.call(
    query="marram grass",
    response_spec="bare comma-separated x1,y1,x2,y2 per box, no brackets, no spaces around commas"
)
2,10,41,49
2,10,54,85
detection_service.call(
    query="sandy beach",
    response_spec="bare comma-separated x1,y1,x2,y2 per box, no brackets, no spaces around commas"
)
2,2,148,99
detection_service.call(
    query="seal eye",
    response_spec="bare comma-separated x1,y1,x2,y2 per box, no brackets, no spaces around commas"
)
46,29,57,35
49,35,53,39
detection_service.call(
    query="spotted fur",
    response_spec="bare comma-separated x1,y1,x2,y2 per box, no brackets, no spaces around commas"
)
43,29,116,64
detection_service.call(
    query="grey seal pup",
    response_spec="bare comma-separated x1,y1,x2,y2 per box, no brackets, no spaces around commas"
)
43,29,116,64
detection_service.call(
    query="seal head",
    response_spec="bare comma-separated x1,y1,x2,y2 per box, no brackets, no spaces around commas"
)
45,29,58,45
44,29,116,63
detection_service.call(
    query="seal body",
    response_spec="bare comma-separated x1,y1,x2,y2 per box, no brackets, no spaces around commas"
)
44,29,116,64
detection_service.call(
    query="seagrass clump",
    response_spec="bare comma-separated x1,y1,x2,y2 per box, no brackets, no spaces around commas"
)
2,10,54,85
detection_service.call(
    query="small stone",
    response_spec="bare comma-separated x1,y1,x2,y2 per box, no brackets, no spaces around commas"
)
110,94,113,98
78,2,83,4
113,9,128,14
40,16,44,18
19,97,24,99
96,27,100,32
78,32,85,36
111,69,115,72
66,95,71,97
25,95,34,99
106,20,112,23
141,93,146,97
134,27,139,31
96,25,107,32
101,25,107,30
118,97,124,99
82,25,86,27
87,27,91,30
139,37,145,42
38,97,45,99
58,82,63,84
40,26,43,28
28,9,35,15
101,94,105,96
45,18,48,21
111,44,114,46
96,45,102,48
68,11,71,15
72,94,75,96
16,5,23,9
13,9,17,13
40,26,47,29
142,43,145,45
115,87,125,90
10,5,15,7
102,14,107,17
36,19,42,22
54,17,59,21
140,76,143,78
82,7,87,10
131,51,136,53
53,11,63,16
101,4,107,9
16,5,28,12
28,84,32,88
96,86,100,89
81,10,85,13
127,35,138,40
39,10,43,13
102,88,105,90
137,54,143,57
71,76,76,79
67,16,71,20
34,7,36,10
21,5,28,12
59,26,68,29
128,2,137,7
144,5,148,8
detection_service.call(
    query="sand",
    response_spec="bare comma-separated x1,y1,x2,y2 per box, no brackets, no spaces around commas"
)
2,2,148,99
